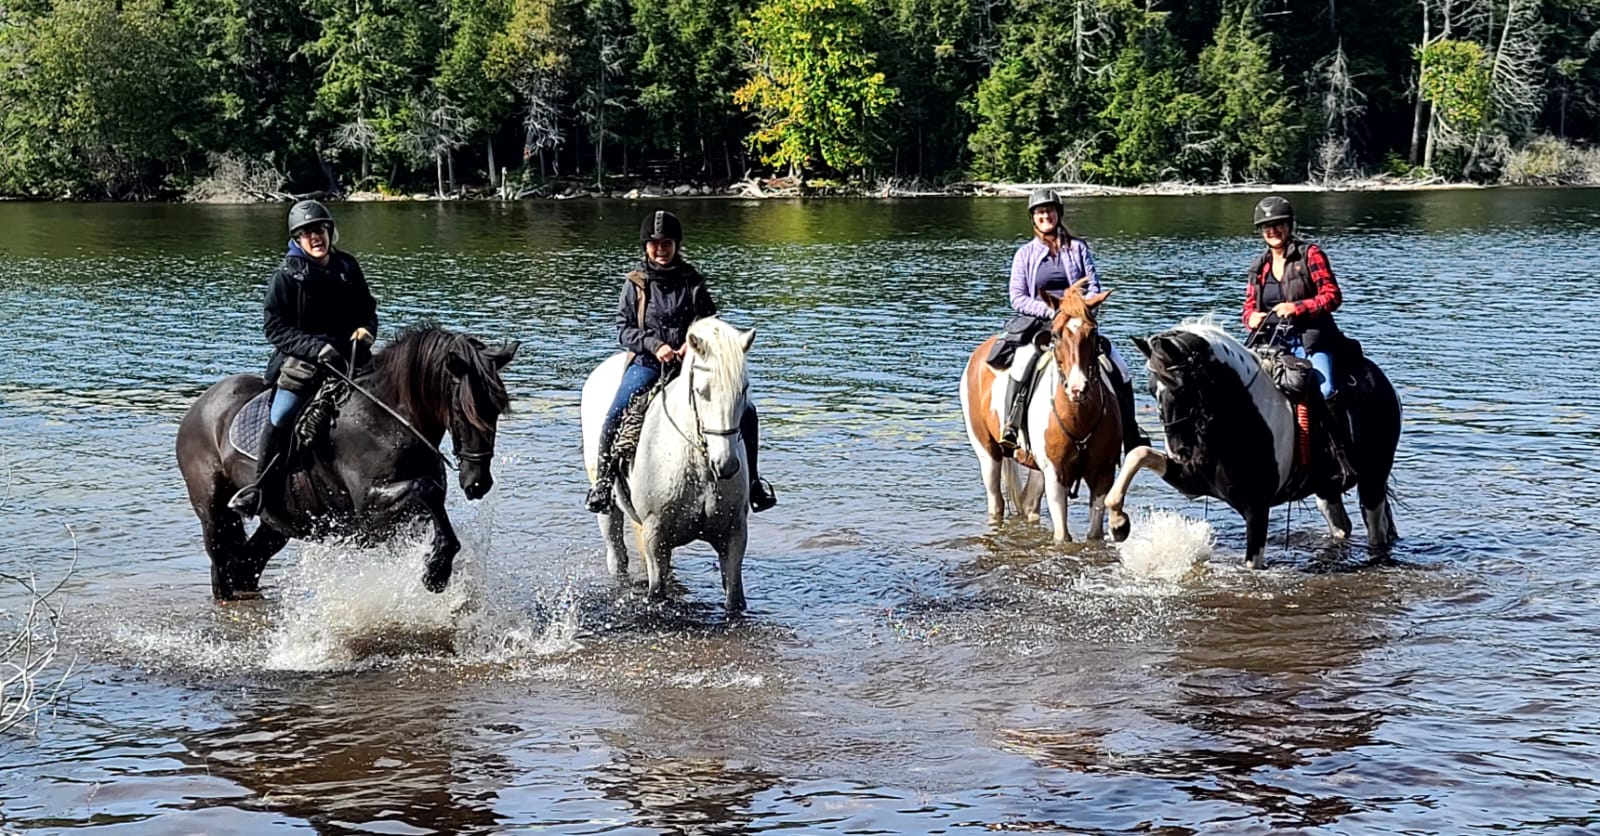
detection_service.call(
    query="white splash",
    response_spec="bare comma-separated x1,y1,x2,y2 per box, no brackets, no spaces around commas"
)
265,532,477,671
1116,509,1213,580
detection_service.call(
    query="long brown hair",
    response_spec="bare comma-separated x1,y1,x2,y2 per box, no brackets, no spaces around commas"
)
1035,222,1077,258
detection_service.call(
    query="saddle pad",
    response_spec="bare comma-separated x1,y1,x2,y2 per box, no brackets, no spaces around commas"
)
228,390,273,460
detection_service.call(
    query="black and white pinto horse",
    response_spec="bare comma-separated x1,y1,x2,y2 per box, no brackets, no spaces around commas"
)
1104,319,1401,568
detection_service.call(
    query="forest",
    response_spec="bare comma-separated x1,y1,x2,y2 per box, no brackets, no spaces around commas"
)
0,0,1595,198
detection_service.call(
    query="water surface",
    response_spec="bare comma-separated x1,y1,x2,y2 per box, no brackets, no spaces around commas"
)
2,191,1597,834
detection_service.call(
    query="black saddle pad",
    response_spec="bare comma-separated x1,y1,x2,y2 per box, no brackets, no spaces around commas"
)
228,390,273,460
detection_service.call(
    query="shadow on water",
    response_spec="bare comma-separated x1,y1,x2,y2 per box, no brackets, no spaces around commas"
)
178,679,509,835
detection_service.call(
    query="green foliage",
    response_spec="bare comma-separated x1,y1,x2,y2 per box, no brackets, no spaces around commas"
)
1194,5,1304,182
3,0,1600,195
0,0,210,197
1086,18,1204,185
733,0,897,177
1417,39,1492,132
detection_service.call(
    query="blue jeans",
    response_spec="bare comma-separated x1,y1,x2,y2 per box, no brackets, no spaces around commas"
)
270,387,304,427
597,358,764,483
1292,344,1336,400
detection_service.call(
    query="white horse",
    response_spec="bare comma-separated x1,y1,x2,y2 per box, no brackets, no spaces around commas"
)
580,317,756,613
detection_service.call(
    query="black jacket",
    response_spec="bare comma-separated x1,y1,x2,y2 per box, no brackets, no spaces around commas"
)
615,259,716,363
262,243,378,383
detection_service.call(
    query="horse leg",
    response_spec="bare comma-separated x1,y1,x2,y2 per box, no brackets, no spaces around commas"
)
416,482,461,594
1041,469,1072,543
1244,505,1271,570
1106,447,1170,542
1358,476,1399,549
716,524,749,615
1084,468,1115,541
191,475,264,600
1019,467,1045,523
599,509,629,577
977,449,1006,523
639,526,672,601
1316,491,1354,541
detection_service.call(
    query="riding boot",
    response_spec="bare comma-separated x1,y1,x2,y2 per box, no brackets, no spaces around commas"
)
228,422,290,517
585,452,616,514
1318,393,1358,486
1112,371,1151,454
742,406,776,512
1000,377,1031,450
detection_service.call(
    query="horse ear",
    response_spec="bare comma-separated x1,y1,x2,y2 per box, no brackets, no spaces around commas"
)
1133,336,1153,358
1067,277,1089,297
1040,290,1061,312
1084,289,1111,308
446,350,470,377
687,333,706,357
488,340,520,369
740,328,755,352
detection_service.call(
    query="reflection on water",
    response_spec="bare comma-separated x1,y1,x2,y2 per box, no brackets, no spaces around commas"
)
3,191,1599,832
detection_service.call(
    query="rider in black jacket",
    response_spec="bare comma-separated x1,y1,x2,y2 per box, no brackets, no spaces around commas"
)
229,200,378,517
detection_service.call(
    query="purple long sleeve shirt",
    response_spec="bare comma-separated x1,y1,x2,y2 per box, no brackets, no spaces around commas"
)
1008,234,1101,318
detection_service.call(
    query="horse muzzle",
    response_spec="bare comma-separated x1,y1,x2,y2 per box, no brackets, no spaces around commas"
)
460,465,494,500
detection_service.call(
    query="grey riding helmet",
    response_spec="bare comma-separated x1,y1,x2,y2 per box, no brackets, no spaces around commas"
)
1027,188,1062,214
288,200,339,245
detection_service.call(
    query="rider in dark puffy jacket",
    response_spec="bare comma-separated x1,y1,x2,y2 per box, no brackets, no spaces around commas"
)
229,200,378,517
585,210,777,514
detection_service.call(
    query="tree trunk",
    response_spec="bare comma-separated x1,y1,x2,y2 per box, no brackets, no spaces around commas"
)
436,154,445,198
487,139,497,190
447,150,457,195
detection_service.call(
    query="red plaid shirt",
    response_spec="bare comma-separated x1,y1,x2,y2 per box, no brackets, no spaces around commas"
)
1241,241,1342,327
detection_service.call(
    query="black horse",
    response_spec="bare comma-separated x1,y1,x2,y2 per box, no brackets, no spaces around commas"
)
1104,319,1400,568
177,325,518,599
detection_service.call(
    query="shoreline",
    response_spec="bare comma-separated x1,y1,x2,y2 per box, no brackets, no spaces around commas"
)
1,175,1522,204
203,174,1501,204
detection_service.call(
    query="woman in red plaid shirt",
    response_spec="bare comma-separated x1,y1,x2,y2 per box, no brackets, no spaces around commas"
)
1243,195,1357,480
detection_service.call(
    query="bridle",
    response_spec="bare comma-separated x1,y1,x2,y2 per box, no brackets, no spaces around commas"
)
661,360,744,475
449,375,498,467
1047,319,1111,449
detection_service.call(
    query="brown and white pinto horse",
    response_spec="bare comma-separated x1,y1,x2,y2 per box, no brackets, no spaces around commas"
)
959,279,1123,542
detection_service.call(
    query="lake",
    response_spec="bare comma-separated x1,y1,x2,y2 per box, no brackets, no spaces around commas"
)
1,190,1597,833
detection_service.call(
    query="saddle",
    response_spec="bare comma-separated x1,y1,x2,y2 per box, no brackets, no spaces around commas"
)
227,380,349,460
607,380,666,478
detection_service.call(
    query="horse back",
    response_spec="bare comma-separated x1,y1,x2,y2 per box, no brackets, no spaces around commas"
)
177,374,269,503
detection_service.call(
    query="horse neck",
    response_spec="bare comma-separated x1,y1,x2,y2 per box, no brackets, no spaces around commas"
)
372,346,451,444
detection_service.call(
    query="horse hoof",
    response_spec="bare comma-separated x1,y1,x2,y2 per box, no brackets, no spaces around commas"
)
219,590,263,602
1109,515,1130,542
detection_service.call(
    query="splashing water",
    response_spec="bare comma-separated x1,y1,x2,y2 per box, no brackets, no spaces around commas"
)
1115,509,1213,580
264,533,477,671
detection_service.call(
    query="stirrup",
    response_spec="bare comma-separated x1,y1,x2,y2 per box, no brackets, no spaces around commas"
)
228,485,262,517
749,478,777,513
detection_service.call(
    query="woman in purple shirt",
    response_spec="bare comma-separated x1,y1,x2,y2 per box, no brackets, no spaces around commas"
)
996,189,1148,453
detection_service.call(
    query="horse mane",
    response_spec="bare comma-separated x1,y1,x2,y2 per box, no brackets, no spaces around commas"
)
371,324,510,432
1168,314,1261,386
685,317,749,394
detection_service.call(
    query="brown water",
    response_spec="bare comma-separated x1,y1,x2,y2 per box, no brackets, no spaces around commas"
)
2,192,1598,834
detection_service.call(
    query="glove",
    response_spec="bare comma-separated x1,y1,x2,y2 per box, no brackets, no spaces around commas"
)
350,327,374,345
316,342,340,364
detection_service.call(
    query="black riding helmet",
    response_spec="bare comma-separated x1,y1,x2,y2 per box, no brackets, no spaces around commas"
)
1252,195,1295,229
639,210,684,244
1027,188,1062,214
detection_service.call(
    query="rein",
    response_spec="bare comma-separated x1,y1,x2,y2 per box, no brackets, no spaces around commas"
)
319,361,460,471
